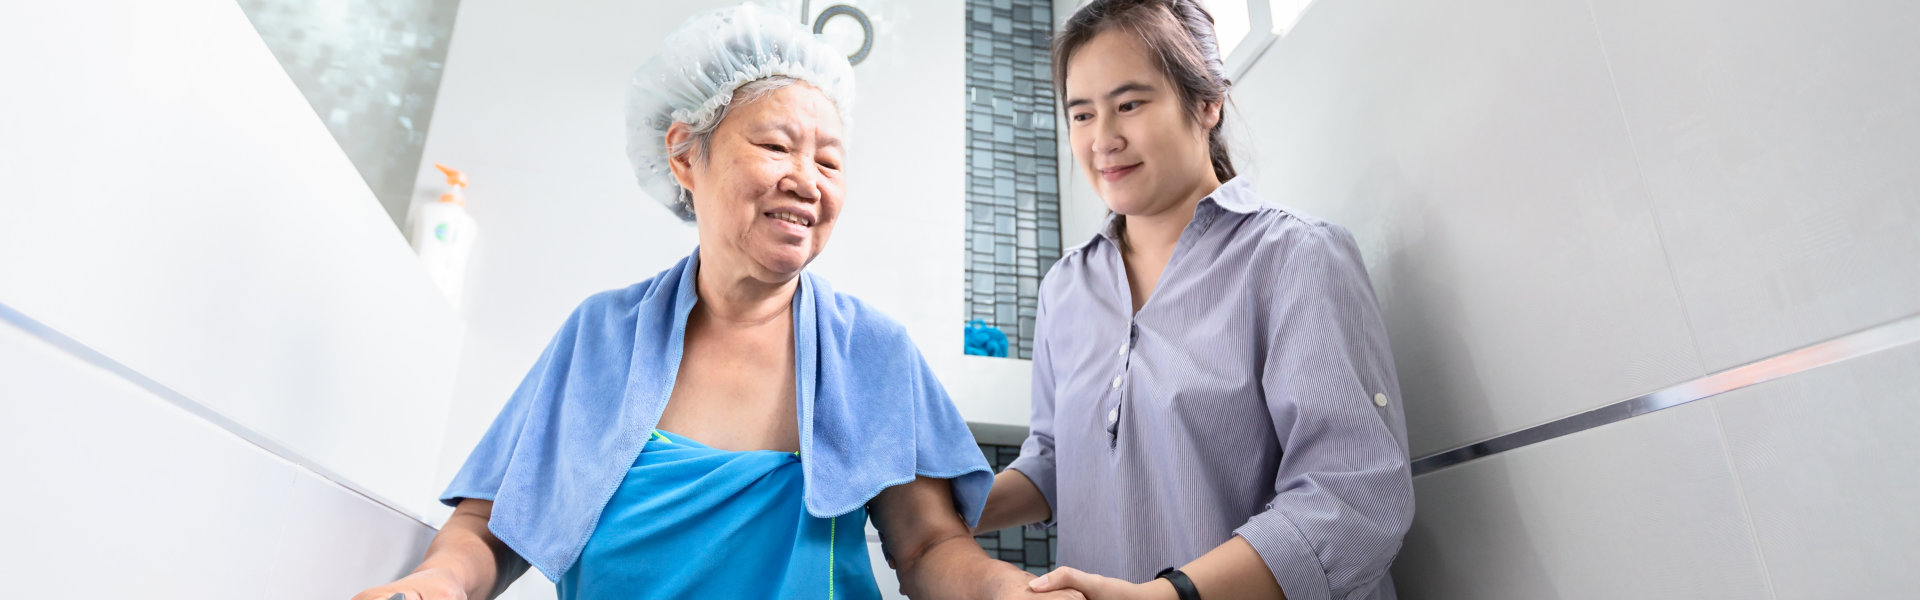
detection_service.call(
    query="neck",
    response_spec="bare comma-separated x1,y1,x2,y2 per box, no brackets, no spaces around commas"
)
1121,172,1222,257
693,250,797,328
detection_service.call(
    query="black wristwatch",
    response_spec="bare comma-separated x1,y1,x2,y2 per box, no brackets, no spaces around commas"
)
1155,567,1202,600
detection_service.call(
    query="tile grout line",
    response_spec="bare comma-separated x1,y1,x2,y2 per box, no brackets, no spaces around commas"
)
1578,0,1716,378
1705,400,1781,599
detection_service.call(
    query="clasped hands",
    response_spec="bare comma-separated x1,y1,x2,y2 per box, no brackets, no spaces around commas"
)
998,566,1176,600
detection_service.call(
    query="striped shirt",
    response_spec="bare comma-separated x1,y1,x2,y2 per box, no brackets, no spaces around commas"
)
1007,177,1413,600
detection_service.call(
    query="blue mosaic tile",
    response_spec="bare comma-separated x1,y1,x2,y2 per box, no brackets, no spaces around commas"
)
966,0,1061,360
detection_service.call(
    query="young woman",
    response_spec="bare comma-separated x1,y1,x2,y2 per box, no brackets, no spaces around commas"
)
975,1,1414,599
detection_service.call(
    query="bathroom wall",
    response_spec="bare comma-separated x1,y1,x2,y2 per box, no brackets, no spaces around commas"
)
0,0,469,596
1224,0,1920,596
0,0,464,527
0,315,442,599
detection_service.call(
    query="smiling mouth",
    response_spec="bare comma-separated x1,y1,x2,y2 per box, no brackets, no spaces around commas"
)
1099,163,1141,181
765,211,813,227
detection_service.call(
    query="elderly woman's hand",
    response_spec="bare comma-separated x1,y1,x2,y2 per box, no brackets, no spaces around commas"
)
348,567,467,600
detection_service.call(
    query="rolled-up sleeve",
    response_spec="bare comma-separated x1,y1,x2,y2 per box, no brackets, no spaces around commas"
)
1234,225,1414,600
1006,288,1060,531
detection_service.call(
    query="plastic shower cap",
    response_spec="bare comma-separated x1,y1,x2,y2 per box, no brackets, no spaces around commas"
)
626,2,857,223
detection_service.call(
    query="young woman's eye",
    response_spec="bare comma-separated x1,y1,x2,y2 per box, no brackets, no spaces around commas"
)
1071,112,1093,122
1118,100,1143,112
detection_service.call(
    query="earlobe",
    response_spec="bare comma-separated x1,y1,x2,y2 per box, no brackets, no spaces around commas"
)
1204,100,1223,130
665,122,697,193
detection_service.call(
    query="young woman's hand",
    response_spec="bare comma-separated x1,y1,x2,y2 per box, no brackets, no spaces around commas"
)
1026,566,1175,600
349,567,469,600
980,568,1088,600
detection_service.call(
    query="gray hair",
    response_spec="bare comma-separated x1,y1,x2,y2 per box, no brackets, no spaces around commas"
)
625,3,856,224
664,76,803,219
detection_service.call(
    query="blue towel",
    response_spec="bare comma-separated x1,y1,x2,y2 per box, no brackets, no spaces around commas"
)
557,430,880,599
441,248,993,580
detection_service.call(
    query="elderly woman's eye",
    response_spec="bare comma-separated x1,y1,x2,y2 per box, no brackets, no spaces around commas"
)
818,160,841,171
761,143,789,153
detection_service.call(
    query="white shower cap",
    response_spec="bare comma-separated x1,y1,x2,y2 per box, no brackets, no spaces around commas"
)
626,2,857,223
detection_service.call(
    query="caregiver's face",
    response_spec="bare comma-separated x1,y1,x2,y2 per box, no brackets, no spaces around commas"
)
1064,29,1218,218
682,82,846,281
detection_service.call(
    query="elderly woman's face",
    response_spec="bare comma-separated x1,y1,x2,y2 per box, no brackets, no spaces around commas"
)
675,83,846,282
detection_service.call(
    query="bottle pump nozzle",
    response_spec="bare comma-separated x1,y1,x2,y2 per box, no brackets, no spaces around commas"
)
434,163,469,206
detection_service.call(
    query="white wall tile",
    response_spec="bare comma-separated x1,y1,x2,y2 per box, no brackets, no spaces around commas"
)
0,322,293,597
1587,0,1920,371
1394,402,1772,600
271,475,439,598
1711,343,1920,599
1228,0,1705,455
0,315,439,600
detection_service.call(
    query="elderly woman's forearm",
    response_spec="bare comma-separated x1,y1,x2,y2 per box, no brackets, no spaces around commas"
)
414,504,528,600
898,534,1033,598
875,476,1034,598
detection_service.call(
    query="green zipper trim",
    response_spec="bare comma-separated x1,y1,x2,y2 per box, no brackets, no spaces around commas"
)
828,514,837,600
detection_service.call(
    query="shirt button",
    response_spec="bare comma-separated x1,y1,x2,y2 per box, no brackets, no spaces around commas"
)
1374,392,1389,407
1107,407,1120,423
1117,343,1128,357
1111,376,1123,389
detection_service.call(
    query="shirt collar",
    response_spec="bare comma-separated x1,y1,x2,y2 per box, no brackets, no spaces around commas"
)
1085,176,1257,250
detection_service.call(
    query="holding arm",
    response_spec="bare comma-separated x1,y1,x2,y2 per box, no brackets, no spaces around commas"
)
1220,226,1412,600
870,476,1083,600
980,289,1061,535
975,469,1050,534
349,499,531,600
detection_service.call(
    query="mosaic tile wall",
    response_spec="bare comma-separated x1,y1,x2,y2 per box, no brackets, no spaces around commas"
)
976,442,1058,574
966,0,1064,360
237,0,461,229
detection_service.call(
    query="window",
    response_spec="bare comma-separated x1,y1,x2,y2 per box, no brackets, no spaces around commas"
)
1202,0,1317,81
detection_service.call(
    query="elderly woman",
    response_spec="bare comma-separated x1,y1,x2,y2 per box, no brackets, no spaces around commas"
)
352,5,1076,600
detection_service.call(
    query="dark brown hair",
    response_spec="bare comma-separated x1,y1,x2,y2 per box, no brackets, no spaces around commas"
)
1052,0,1236,183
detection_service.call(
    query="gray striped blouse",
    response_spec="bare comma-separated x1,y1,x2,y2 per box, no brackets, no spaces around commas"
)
1006,177,1413,600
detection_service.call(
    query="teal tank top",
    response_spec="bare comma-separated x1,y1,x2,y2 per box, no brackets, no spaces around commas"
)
557,430,882,599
